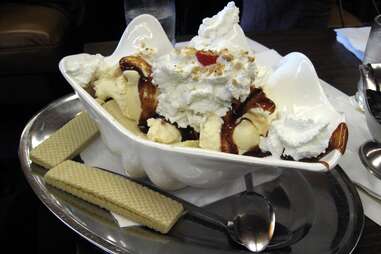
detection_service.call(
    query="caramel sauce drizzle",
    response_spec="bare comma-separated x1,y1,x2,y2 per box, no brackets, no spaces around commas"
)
327,122,348,154
137,78,158,132
220,87,276,154
119,56,158,133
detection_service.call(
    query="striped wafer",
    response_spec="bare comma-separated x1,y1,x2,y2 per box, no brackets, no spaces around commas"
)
44,160,184,233
30,112,99,169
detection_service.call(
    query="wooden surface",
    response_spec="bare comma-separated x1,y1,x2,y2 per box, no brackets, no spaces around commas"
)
84,29,381,253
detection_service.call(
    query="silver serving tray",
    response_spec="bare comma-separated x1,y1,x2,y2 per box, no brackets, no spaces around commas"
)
19,94,364,254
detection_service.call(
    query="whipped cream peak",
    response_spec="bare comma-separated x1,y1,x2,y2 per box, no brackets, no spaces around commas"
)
189,2,250,52
198,2,239,38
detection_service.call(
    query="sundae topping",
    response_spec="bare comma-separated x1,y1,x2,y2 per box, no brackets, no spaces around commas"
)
120,56,158,131
147,118,181,144
259,113,331,160
198,2,239,39
258,52,345,160
65,53,104,87
91,62,134,117
221,111,239,154
196,50,218,66
135,41,158,63
220,88,275,154
189,2,251,52
152,47,259,131
233,118,260,154
199,114,223,151
120,55,152,78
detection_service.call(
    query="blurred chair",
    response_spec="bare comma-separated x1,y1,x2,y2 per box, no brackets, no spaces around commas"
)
328,0,363,27
0,1,85,104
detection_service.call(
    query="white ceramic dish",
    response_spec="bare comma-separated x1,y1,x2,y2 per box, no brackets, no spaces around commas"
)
59,15,347,190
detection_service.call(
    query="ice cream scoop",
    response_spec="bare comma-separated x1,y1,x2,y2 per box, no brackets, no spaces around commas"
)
199,113,223,151
147,118,182,144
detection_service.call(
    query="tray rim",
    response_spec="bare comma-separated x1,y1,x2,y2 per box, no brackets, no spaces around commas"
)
18,93,364,254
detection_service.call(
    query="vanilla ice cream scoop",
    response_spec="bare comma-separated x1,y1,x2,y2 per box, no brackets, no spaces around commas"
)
233,119,260,154
199,113,224,151
147,118,181,144
199,92,275,154
233,109,272,154
93,63,143,123
91,55,159,128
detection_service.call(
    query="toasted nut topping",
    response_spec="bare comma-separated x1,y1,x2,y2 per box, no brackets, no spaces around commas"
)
248,56,255,62
181,47,197,57
220,49,234,62
207,63,225,76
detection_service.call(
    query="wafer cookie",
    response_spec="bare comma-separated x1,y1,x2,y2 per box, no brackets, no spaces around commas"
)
30,112,99,169
44,160,184,233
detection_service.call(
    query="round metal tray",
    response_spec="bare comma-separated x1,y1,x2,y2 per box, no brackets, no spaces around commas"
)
19,94,364,254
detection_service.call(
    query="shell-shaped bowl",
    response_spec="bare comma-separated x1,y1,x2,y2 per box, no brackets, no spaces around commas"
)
59,15,347,190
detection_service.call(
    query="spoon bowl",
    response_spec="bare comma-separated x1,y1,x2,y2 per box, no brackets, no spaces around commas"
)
227,191,276,252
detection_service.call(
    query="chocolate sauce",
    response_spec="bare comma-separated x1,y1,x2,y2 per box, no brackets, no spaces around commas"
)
243,146,271,157
220,88,276,154
149,115,200,141
84,85,96,98
137,77,158,131
178,126,200,141
119,56,158,133
327,122,348,154
221,111,239,154
240,87,276,114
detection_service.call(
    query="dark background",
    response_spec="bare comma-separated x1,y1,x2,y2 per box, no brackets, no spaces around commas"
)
1,0,380,253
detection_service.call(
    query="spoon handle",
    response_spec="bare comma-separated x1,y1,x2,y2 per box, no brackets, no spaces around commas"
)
141,179,229,232
244,173,254,193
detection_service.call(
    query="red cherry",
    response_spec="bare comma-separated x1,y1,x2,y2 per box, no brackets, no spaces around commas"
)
196,50,218,66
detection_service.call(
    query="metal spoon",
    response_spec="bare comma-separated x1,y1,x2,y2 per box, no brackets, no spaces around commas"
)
359,141,381,180
182,186,275,252
112,169,276,252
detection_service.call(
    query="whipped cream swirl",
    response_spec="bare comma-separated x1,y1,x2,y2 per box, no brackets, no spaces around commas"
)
189,2,251,52
259,112,331,160
152,47,259,131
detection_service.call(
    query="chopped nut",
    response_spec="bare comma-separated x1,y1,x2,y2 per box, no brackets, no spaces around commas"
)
234,62,243,71
181,47,197,57
206,63,224,76
220,48,234,62
191,66,202,75
248,56,255,62
240,50,249,56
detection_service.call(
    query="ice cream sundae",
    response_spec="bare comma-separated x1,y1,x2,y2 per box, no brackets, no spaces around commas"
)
64,2,347,162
